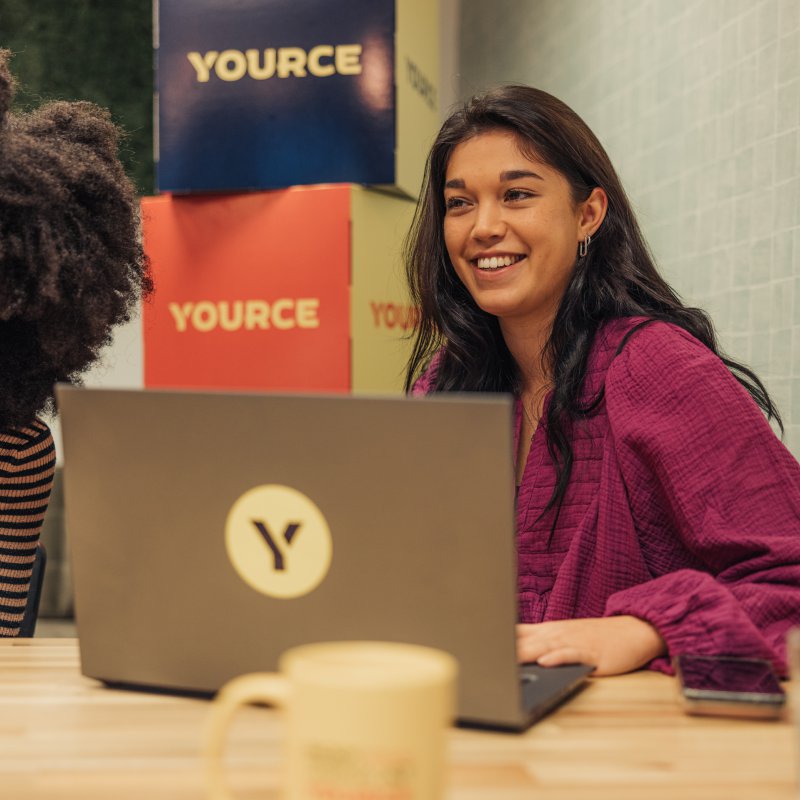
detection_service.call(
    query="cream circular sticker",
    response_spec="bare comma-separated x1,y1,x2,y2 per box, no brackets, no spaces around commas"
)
225,484,332,599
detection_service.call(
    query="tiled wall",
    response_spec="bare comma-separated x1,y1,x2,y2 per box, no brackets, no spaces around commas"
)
458,0,800,457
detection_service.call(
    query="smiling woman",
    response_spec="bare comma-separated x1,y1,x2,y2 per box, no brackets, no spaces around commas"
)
404,85,800,678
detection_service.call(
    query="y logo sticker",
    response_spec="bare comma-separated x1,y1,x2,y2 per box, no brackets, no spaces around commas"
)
251,520,301,571
225,485,332,598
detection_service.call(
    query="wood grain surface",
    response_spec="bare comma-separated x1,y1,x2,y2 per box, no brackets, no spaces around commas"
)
0,639,795,799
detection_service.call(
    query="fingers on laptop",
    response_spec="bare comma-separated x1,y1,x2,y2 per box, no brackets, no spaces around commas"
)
516,616,666,676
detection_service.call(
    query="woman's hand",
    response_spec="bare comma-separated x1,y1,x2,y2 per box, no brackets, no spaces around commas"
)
516,616,667,676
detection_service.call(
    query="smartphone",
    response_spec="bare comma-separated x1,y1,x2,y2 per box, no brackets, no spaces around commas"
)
674,654,785,719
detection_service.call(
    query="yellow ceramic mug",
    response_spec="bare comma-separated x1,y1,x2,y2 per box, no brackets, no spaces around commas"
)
205,641,458,800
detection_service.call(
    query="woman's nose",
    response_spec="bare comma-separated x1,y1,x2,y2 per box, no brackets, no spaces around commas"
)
471,203,506,241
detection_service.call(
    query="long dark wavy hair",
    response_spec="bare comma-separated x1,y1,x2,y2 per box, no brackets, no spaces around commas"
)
0,50,152,430
404,85,781,522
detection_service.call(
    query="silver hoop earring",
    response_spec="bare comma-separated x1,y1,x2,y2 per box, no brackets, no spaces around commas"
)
579,234,591,258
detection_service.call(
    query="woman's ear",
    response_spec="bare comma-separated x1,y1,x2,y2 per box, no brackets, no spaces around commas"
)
578,187,608,240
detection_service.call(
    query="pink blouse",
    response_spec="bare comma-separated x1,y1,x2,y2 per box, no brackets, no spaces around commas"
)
415,318,800,674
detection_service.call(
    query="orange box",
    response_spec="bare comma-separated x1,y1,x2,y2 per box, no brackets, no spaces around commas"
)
142,186,415,393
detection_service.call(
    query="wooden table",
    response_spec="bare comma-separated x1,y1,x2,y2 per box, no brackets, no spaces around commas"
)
0,639,796,799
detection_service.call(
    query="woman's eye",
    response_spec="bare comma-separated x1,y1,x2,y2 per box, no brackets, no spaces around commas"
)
505,188,533,202
445,197,468,211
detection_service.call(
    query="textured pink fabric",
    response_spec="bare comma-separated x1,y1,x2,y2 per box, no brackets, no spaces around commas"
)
414,318,800,675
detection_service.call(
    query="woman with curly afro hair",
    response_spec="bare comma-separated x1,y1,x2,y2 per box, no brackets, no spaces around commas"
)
0,50,152,635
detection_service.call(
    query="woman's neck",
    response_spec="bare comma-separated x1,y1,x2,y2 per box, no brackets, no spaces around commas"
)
499,315,553,399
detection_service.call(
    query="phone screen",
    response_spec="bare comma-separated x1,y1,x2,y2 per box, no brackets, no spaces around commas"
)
677,655,783,696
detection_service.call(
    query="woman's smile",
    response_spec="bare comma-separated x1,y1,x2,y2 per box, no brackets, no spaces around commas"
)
472,253,526,271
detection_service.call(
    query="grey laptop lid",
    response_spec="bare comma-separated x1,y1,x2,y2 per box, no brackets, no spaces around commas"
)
57,386,588,730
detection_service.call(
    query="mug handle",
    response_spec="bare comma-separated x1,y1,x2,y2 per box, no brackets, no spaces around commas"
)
204,672,290,800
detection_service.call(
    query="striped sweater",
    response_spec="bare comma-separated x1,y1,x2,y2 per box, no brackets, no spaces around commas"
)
0,419,55,636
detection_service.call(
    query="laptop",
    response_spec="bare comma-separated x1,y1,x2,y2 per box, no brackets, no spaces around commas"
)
56,386,592,731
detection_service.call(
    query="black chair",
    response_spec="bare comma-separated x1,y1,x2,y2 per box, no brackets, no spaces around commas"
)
19,543,46,638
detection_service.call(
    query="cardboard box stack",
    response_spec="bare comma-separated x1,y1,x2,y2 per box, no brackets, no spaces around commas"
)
143,0,439,393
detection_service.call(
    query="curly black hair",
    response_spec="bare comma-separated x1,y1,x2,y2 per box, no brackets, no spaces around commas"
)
0,49,152,429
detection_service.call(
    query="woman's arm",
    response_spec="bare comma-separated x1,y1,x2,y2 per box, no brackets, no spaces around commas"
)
517,323,800,676
603,323,800,675
0,421,55,636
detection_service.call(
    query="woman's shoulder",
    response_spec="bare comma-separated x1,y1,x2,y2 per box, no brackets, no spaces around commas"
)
410,351,443,396
582,317,704,398
0,418,55,468
597,316,705,359
600,317,759,423
601,318,722,382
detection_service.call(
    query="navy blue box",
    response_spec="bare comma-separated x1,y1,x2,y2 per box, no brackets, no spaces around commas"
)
155,0,439,197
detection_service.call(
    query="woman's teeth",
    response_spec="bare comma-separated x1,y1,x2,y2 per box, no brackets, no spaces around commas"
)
475,255,523,270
